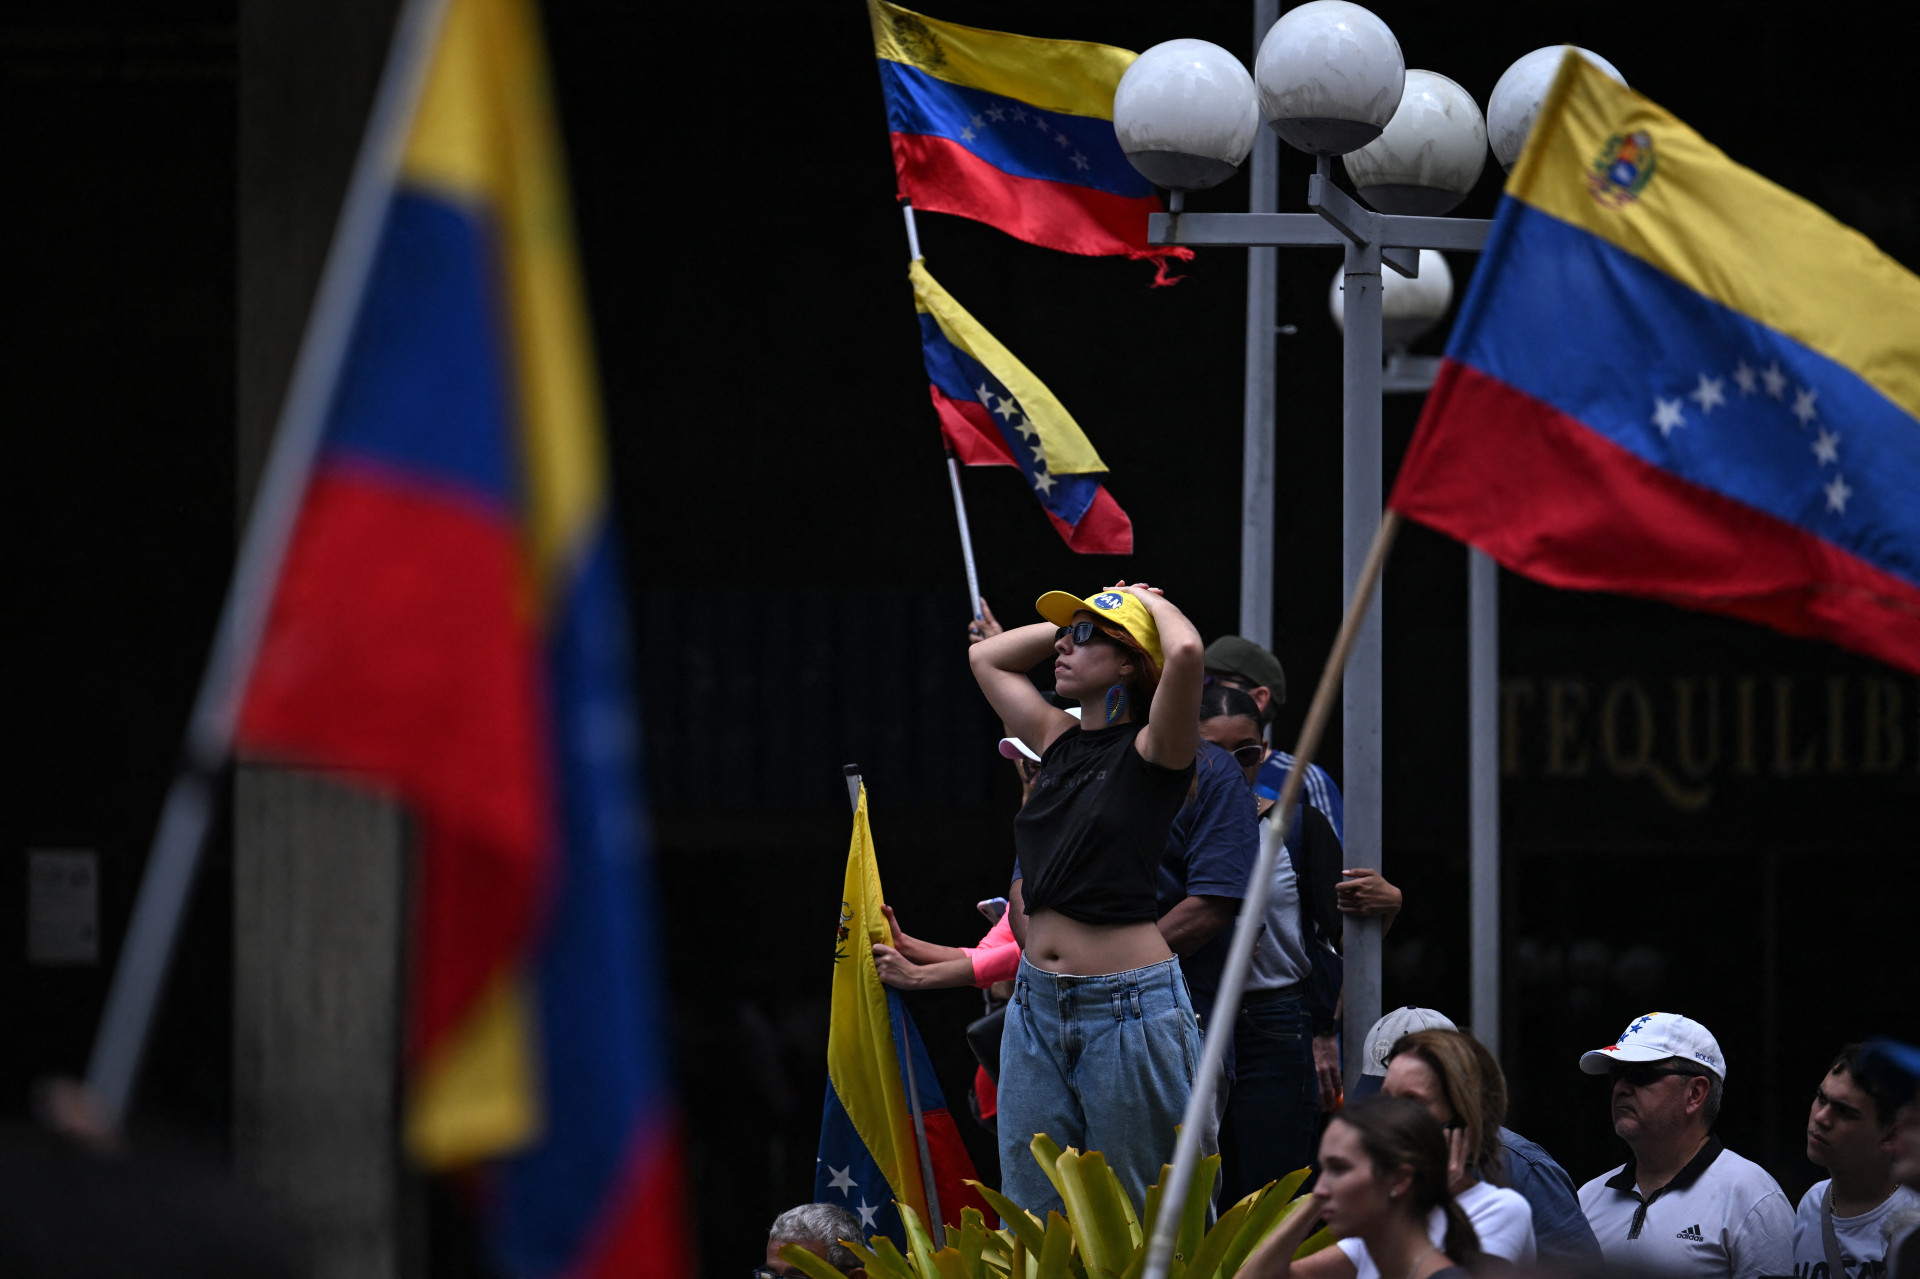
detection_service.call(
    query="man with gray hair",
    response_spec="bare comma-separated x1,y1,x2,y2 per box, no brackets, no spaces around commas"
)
1577,1012,1793,1279
761,1203,867,1278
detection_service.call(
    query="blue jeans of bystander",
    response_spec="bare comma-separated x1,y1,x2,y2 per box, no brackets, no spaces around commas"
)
1216,989,1318,1205
997,955,1200,1218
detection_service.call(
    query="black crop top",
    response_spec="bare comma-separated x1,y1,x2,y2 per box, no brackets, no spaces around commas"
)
1013,722,1195,925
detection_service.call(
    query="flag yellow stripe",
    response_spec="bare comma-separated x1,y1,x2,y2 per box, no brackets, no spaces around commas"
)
910,260,1107,475
868,0,1134,121
403,0,607,605
406,973,541,1167
1512,55,1920,426
828,788,927,1218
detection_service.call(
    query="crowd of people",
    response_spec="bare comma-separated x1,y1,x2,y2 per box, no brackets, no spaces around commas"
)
758,585,1920,1279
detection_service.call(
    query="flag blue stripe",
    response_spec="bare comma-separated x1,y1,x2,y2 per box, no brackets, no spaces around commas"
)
323,191,516,504
816,1084,907,1247
1452,200,1920,591
917,314,1100,528
879,59,1152,199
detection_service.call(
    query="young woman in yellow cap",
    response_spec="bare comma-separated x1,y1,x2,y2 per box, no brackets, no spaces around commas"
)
966,581,1205,1217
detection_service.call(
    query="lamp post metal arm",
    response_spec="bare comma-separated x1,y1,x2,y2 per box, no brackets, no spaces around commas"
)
1149,209,1494,253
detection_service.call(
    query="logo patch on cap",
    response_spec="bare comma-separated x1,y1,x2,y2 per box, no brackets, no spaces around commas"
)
1092,592,1124,610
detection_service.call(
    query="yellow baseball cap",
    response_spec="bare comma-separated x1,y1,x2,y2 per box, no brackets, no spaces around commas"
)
1035,588,1165,670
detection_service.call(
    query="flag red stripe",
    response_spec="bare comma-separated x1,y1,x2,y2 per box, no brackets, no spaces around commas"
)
238,462,552,1057
892,132,1162,259
1391,361,1920,675
567,1120,692,1279
921,1108,996,1230
928,385,1019,467
1047,483,1133,555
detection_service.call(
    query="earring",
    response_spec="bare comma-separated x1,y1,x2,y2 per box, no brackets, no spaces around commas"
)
1104,684,1128,724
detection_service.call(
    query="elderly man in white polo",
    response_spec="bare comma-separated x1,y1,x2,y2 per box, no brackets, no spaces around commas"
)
1577,1012,1794,1279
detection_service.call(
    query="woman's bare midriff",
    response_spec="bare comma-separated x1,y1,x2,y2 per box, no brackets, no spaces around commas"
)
1022,907,1173,976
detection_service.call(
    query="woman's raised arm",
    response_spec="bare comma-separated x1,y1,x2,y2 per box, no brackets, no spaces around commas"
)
1125,586,1203,770
969,621,1078,756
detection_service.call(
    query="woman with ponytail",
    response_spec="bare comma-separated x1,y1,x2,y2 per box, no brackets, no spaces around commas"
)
1240,1096,1484,1279
968,582,1204,1218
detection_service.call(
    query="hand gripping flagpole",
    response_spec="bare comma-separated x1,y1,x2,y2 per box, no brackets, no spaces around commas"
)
902,201,986,624
844,765,947,1247
82,0,452,1128
1142,510,1403,1279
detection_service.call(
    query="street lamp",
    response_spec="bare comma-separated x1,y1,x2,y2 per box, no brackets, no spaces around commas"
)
1488,45,1626,171
1329,248,1455,391
1117,17,1622,1279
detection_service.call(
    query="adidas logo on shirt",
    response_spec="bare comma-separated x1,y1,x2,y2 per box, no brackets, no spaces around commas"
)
1676,1225,1705,1241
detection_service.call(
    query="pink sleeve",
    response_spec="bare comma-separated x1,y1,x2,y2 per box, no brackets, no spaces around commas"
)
962,914,1021,987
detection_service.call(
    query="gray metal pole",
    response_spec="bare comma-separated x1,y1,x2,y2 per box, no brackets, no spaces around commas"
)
84,0,451,1127
1239,0,1280,647
1338,215,1385,1090
1468,549,1500,1058
844,766,945,1246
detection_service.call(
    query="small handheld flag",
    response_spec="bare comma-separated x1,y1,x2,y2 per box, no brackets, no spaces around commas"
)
870,0,1190,282
1390,54,1920,676
912,259,1132,554
815,787,990,1247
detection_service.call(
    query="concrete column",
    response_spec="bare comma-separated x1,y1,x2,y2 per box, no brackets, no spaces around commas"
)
234,2,412,1277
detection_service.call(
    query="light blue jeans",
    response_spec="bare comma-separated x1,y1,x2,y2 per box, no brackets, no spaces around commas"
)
997,955,1201,1218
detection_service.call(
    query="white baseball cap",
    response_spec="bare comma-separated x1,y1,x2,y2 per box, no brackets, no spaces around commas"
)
1579,1011,1726,1081
997,707,1080,761
1362,1006,1458,1077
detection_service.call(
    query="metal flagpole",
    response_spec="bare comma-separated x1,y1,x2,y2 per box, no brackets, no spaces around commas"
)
1468,549,1500,1057
1143,511,1404,1279
844,765,947,1246
82,0,452,1127
1238,0,1280,648
904,201,986,624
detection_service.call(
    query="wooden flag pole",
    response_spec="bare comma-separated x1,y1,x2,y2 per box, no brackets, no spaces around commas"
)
1142,509,1403,1279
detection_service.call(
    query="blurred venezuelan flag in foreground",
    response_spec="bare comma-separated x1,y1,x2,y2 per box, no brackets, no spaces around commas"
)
815,787,989,1249
1391,54,1920,676
234,0,689,1272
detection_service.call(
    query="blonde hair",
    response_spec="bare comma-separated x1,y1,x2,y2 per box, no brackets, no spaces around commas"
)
1390,1029,1503,1175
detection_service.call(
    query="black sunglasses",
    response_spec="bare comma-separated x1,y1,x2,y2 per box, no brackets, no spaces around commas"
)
1230,744,1266,768
1608,1062,1695,1087
1055,621,1105,645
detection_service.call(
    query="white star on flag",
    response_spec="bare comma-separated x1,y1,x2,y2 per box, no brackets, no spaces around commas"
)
1070,151,1090,170
1031,113,1048,131
1732,361,1757,395
1811,427,1840,466
826,1165,857,1195
974,382,993,406
855,1198,879,1229
1014,417,1037,440
1825,473,1852,514
992,394,1019,421
969,113,984,129
1009,106,1026,123
1652,396,1687,438
1689,374,1726,414
1761,362,1788,398
985,105,1004,123
1792,387,1819,425
959,125,975,143
1033,470,1057,495
1028,442,1046,461
1055,131,1071,147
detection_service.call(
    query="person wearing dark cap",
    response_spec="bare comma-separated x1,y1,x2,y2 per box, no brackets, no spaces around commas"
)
1857,1040,1920,1279
969,583,1205,1218
1575,1012,1793,1279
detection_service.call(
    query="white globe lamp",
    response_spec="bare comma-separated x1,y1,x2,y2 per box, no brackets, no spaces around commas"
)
1253,0,1405,155
1487,46,1626,171
1330,249,1455,349
1113,40,1260,190
1341,71,1487,215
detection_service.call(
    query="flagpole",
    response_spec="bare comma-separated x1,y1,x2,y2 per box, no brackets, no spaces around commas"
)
1142,510,1404,1279
844,766,947,1246
82,0,452,1128
902,201,986,624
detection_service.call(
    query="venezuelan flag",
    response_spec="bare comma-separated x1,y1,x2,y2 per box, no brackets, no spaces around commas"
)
913,259,1132,554
815,788,991,1248
1390,55,1920,676
235,0,689,1272
870,0,1189,280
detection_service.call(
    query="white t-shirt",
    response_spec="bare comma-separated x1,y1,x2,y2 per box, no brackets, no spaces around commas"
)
1579,1139,1794,1279
1337,1179,1539,1277
1790,1180,1920,1279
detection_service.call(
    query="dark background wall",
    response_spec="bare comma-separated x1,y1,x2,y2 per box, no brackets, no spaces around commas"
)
1,0,1916,1272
